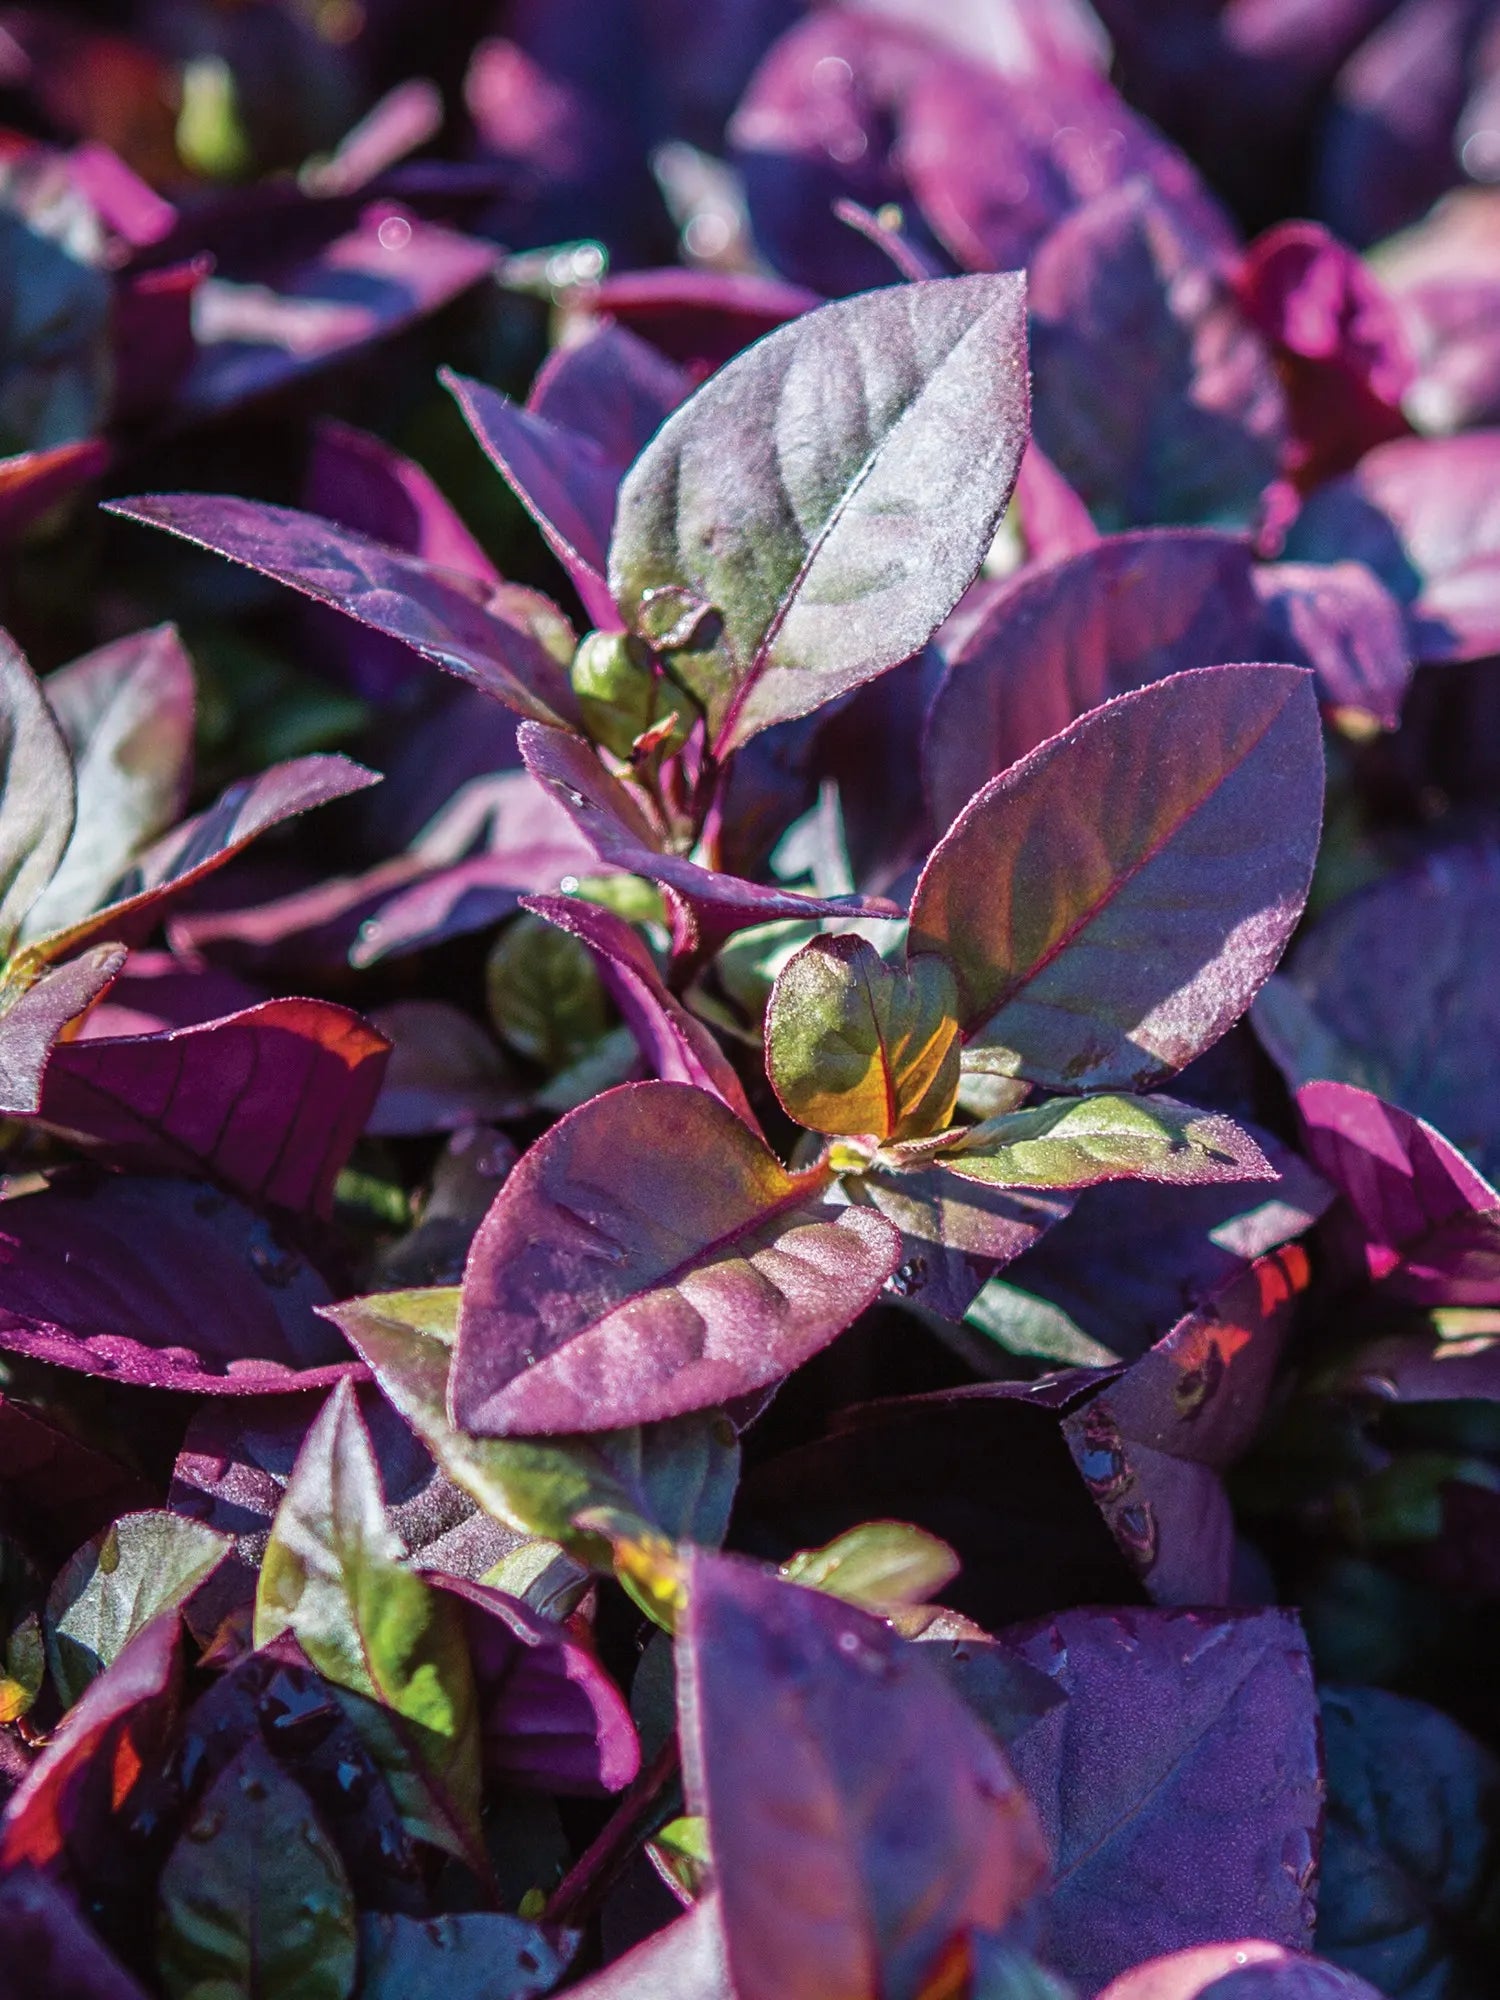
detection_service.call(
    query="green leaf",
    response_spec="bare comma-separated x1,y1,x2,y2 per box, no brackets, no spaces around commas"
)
46,1510,230,1710
253,1379,484,1866
155,1742,357,2000
766,935,960,1141
610,274,1030,753
916,1094,1275,1192
779,1521,960,1610
485,912,610,1071
648,1815,712,1901
357,1912,575,2000
321,1288,739,1571
0,631,76,958
0,1609,42,1724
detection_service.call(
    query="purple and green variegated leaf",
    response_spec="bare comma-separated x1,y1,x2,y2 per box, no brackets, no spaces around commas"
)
35,997,389,1216
452,1081,902,1435
254,1379,486,1869
324,1286,741,1566
358,1912,576,2000
1283,432,1500,663
767,933,960,1141
918,1094,1275,1194
527,319,691,469
1002,1605,1322,1994
24,626,195,942
45,1510,230,1709
103,495,579,726
0,1609,180,1874
1296,1081,1500,1304
910,666,1324,1091
432,1574,639,1795
0,629,75,958
1060,1246,1311,1602
524,893,756,1126
519,723,903,945
0,1869,153,2000
0,1173,354,1394
1098,1943,1384,1999
0,946,124,1114
1029,181,1287,530
609,273,1030,753
678,1550,1048,2000
443,368,621,630
155,1742,358,2000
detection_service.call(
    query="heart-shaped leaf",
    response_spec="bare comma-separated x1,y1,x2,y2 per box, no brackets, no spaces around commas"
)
46,1510,230,1709
927,1094,1274,1192
254,1379,485,1867
678,1550,1048,2000
154,1742,358,2000
767,934,960,1141
610,273,1030,752
104,495,578,726
451,1081,902,1434
909,666,1323,1091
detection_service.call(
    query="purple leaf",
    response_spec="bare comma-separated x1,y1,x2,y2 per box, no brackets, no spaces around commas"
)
103,494,579,726
443,368,621,630
1285,432,1500,664
36,997,390,1216
1296,1081,1500,1304
524,894,757,1126
1013,441,1101,564
0,947,125,1115
925,532,1271,836
677,1550,1048,2000
432,1575,639,1795
0,1610,180,1877
1098,1943,1384,1999
366,1001,522,1137
451,1080,902,1435
1002,1605,1322,1994
846,1167,1073,1320
300,79,445,197
178,205,497,418
1251,561,1412,728
0,440,109,543
562,1895,731,1998
0,1173,355,1393
527,321,691,471
609,273,1031,753
0,1869,152,2000
519,723,902,948
563,267,820,372
910,666,1324,1091
1375,187,1500,435
0,628,76,958
0,1397,155,1566
1061,1247,1312,1602
1029,181,1288,530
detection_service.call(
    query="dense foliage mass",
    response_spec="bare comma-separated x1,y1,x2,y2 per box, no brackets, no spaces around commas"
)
4,2,1500,1996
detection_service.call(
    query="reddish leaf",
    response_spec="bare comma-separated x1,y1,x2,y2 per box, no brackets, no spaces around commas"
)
0,440,109,543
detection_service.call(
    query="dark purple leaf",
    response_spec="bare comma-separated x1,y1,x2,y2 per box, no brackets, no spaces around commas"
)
1002,1605,1322,1993
527,321,691,471
451,1080,902,1435
0,1610,180,1876
846,1167,1073,1320
524,894,757,1125
0,627,76,956
433,1575,639,1795
0,1173,354,1393
1297,1081,1500,1304
178,205,497,418
1251,561,1412,728
1013,441,1102,565
36,997,390,1216
0,1396,155,1565
0,946,125,1114
0,440,109,543
678,1549,1048,2000
562,267,820,372
609,273,1030,753
910,666,1324,1091
519,723,902,947
443,367,621,630
1284,433,1500,664
366,1001,522,1137
72,951,262,1041
1099,1943,1384,1998
103,494,579,726
1061,1247,1312,1602
1029,181,1288,530
0,1869,152,2000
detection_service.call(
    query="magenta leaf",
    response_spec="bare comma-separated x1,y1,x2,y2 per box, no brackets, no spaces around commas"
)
451,1081,902,1435
0,1868,153,2000
527,319,691,468
36,997,390,1216
1002,1605,1322,1994
564,267,820,372
910,666,1324,1090
609,273,1030,753
0,1173,355,1393
103,494,579,726
678,1549,1048,2000
1296,1081,1500,1303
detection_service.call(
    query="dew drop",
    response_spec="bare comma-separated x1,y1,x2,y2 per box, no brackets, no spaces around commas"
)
887,1256,927,1298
